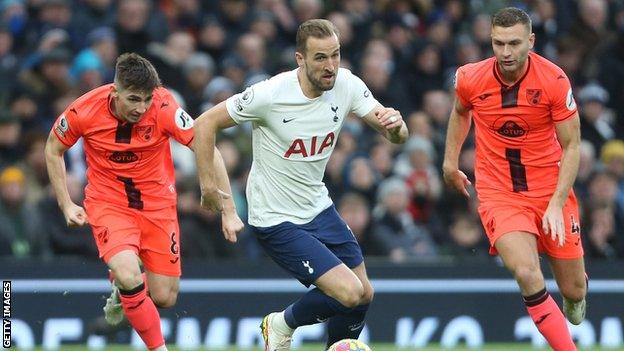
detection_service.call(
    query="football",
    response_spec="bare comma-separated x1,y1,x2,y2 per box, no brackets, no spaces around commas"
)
327,338,372,351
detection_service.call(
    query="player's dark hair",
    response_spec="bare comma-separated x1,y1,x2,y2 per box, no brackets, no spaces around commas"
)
296,19,340,55
114,53,161,93
492,7,532,32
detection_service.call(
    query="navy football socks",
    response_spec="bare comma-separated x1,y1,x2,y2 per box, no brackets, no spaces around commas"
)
326,303,370,347
284,288,352,328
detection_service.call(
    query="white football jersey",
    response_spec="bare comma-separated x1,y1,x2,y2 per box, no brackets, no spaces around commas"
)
225,68,378,227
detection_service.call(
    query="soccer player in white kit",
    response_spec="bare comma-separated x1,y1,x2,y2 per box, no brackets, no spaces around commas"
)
194,19,408,350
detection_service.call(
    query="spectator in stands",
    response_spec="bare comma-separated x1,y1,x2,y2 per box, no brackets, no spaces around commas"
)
180,52,215,117
148,30,196,92
337,192,375,256
73,0,115,35
565,0,613,82
17,131,48,205
114,0,169,57
203,76,235,108
444,213,489,259
402,136,442,225
248,11,284,70
585,170,624,247
371,177,437,262
0,166,48,258
529,0,559,58
343,155,378,205
583,202,624,260
578,82,618,152
162,0,203,32
601,140,624,215
369,142,394,179
217,0,251,41
0,109,19,162
177,175,237,259
24,0,80,50
575,140,597,202
292,0,323,25
37,174,96,257
597,4,624,124
235,32,267,77
408,41,445,105
0,24,17,105
196,17,227,64
70,26,117,93
17,47,73,129
359,54,411,114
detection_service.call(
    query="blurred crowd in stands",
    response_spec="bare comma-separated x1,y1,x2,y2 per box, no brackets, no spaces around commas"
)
0,0,622,263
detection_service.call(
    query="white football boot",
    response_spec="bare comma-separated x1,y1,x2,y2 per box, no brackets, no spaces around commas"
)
260,312,294,351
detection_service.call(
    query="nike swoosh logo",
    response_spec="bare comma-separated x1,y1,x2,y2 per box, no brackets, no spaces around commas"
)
535,313,551,325
282,118,295,123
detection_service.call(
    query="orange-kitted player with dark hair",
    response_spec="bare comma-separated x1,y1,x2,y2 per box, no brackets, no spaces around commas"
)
443,7,586,351
45,53,243,351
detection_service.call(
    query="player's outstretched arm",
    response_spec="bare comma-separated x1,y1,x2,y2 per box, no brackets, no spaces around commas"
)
44,131,88,226
542,113,581,246
362,103,408,144
442,98,472,198
193,101,237,213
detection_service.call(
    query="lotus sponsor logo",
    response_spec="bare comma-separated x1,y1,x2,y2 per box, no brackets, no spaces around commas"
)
108,151,139,163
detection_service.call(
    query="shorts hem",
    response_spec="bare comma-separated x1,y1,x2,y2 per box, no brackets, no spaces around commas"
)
101,245,139,263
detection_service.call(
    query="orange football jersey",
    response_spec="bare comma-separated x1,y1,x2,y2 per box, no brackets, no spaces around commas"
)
52,84,194,210
455,51,578,199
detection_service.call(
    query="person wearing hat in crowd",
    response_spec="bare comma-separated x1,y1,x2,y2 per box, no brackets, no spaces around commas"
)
16,44,73,129
70,26,117,92
578,82,618,152
0,166,49,258
180,52,215,117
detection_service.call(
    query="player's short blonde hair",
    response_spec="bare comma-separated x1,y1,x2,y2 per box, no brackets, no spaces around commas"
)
296,19,340,55
492,7,532,33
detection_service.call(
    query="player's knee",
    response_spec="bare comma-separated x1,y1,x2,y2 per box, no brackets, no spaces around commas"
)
560,280,587,302
149,283,179,308
512,265,543,288
360,283,374,305
337,281,364,308
112,267,143,290
151,290,178,308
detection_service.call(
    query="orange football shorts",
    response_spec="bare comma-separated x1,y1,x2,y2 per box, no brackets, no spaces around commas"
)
85,199,181,276
478,192,583,259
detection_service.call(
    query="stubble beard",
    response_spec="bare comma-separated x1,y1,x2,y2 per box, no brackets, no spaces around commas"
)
306,67,335,92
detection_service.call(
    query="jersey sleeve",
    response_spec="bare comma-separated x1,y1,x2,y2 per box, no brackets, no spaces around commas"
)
454,67,472,109
549,73,577,122
346,71,379,117
52,106,82,147
225,80,272,124
159,90,195,146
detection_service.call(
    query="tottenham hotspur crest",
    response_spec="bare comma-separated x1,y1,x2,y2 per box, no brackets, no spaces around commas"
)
331,104,339,122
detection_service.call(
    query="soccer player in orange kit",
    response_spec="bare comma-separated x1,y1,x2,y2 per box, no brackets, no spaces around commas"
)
443,8,586,351
44,53,243,351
